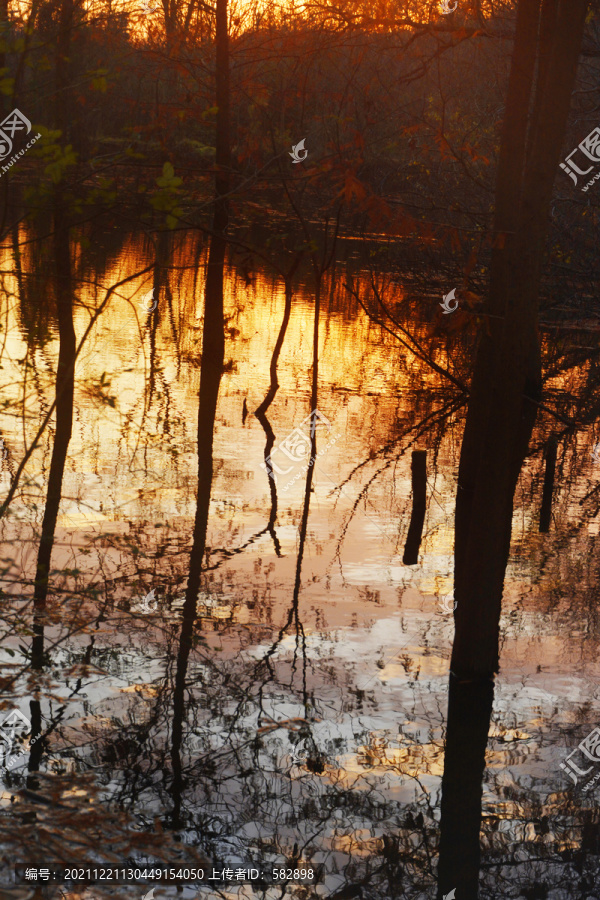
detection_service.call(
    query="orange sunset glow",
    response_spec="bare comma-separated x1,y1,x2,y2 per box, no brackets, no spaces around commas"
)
0,0,597,898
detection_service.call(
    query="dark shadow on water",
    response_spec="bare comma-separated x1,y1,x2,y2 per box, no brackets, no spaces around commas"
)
253,259,303,557
438,675,495,900
32,202,76,670
170,225,226,829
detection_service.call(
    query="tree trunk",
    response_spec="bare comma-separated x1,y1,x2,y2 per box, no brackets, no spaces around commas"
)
32,203,75,668
451,0,588,680
170,0,229,823
213,0,230,237
441,2,588,893
438,675,494,899
55,0,74,137
0,0,8,121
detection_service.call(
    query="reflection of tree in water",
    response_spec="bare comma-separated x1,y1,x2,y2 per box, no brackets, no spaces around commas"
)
0,233,598,898
1,98,600,900
0,264,599,899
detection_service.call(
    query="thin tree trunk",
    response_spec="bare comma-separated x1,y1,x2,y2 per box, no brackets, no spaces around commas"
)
32,204,75,668
213,0,230,237
170,0,229,824
55,0,74,137
0,0,8,121
170,244,224,825
254,261,302,552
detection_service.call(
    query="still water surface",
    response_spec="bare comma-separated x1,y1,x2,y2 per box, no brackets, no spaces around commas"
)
0,228,599,898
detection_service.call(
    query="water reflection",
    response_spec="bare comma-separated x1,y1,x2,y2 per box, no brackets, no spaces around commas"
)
171,219,226,828
0,225,599,896
32,204,76,670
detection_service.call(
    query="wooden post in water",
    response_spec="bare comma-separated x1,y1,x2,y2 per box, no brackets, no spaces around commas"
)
539,433,558,533
403,450,427,565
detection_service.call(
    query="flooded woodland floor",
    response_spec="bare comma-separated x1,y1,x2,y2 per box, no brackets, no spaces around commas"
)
0,227,599,899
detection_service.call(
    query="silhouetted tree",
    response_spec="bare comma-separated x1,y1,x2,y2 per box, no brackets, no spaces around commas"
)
451,0,589,680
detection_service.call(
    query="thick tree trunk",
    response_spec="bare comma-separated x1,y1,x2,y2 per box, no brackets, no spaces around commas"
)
440,2,588,895
438,675,494,899
438,7,587,900
451,0,588,679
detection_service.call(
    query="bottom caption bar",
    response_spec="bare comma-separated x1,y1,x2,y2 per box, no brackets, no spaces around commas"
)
15,866,317,885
